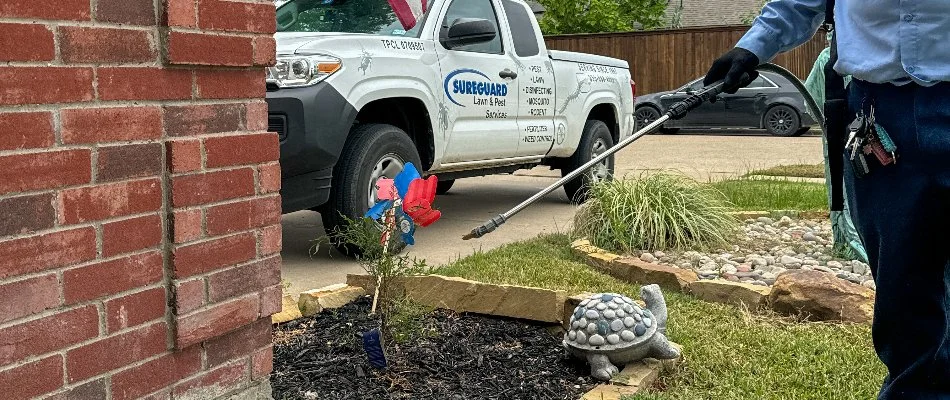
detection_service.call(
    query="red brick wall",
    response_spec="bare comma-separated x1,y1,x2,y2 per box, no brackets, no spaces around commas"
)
0,0,280,399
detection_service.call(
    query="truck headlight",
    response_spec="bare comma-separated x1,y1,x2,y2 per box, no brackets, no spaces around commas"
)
267,54,342,88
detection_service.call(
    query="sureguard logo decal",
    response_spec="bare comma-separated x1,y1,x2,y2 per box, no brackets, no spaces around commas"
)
443,68,508,107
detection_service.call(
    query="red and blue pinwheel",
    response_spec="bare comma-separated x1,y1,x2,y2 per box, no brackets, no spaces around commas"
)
365,162,441,246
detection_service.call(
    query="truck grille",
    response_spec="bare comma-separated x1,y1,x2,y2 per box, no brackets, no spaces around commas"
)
268,115,288,141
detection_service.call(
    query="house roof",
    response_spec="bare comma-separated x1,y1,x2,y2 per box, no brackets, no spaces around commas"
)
662,0,763,27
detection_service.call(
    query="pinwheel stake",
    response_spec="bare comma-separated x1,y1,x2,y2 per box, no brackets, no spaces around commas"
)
360,162,441,369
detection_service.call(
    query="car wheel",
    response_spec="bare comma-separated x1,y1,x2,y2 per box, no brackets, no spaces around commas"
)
562,120,615,204
635,106,662,134
764,105,801,137
436,179,455,195
321,123,422,257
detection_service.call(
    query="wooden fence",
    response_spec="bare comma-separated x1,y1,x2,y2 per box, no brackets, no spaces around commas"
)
544,25,828,95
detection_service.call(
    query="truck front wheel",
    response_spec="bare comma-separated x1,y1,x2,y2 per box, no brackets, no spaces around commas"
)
321,123,422,257
561,120,615,204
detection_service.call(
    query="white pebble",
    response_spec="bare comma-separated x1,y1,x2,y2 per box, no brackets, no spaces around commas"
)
610,319,624,332
621,330,636,341
576,331,588,344
586,323,598,334
589,335,606,346
607,334,621,345
623,317,636,328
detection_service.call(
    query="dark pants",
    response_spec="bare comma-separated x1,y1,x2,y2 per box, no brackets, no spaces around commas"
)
843,79,950,399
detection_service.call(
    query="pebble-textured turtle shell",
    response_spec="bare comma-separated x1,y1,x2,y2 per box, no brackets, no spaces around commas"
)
564,293,655,350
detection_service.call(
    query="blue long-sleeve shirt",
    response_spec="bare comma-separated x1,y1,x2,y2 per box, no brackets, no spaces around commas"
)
736,0,950,86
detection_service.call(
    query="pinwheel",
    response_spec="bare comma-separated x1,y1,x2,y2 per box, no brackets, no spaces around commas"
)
364,162,441,248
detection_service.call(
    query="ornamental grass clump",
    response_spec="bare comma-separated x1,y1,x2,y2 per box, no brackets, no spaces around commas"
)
573,172,739,254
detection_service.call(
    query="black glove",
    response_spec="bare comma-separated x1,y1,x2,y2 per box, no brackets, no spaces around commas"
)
703,47,760,94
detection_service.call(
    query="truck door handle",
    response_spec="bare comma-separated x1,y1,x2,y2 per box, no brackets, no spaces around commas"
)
499,69,517,79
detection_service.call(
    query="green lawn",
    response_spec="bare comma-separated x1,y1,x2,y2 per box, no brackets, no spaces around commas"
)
435,234,884,400
711,177,828,212
747,164,826,179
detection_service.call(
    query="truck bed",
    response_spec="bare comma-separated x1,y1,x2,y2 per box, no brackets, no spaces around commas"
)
548,50,629,69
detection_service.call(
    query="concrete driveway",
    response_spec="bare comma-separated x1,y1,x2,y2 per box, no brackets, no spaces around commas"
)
281,130,824,295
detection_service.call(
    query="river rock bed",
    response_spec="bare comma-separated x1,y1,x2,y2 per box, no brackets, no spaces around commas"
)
636,216,875,290
272,295,597,400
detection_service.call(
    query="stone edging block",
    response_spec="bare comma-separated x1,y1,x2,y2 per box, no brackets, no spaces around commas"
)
581,342,682,399
347,274,569,324
570,238,874,324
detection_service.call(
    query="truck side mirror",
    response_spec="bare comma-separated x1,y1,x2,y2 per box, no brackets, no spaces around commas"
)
441,18,496,49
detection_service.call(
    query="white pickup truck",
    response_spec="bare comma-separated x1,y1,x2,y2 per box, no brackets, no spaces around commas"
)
267,0,636,252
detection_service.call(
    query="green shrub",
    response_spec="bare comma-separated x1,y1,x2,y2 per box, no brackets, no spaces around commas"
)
573,172,739,253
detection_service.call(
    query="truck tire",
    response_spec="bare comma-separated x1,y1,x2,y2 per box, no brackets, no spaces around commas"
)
436,179,455,195
561,120,615,204
321,123,422,257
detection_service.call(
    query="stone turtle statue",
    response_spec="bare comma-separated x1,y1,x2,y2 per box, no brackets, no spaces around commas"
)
563,284,680,380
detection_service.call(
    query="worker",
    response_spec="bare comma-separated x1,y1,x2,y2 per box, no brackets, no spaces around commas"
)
703,2,950,399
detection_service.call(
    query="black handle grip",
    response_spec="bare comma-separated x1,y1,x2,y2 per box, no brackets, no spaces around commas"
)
499,69,517,79
667,80,728,120
462,215,507,240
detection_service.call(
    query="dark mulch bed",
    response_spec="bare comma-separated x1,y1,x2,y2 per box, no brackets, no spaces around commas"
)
271,295,597,399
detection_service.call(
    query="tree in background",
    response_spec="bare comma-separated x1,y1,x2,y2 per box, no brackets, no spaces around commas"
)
740,0,770,25
537,0,668,34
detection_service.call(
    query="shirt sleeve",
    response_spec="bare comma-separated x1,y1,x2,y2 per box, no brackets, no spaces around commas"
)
736,0,827,63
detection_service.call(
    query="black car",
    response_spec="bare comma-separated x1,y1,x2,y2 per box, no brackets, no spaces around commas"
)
634,71,816,136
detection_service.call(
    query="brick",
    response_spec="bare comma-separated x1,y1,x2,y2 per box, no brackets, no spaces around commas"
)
0,228,96,280
106,287,167,333
173,233,256,278
173,361,248,399
208,256,280,302
46,379,108,400
166,0,197,27
174,278,205,314
102,214,163,257
0,149,91,196
260,224,281,255
63,251,164,304
164,103,245,137
60,178,162,224
205,196,280,235
0,23,54,61
97,143,163,183
0,306,98,367
0,355,64,399
196,69,265,99
260,284,282,317
172,168,255,207
98,68,192,101
0,0,89,20
205,317,270,367
259,162,281,194
205,133,278,168
66,322,167,382
110,346,202,400
167,139,202,174
175,295,259,349
62,106,162,144
0,274,59,324
172,209,202,243
97,0,156,25
0,67,93,105
0,112,54,151
0,193,55,237
252,345,273,379
167,31,253,66
197,0,276,33
252,36,276,66
246,100,268,131
60,26,155,63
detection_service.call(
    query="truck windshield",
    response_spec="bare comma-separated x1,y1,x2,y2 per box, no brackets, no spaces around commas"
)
276,0,427,37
